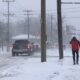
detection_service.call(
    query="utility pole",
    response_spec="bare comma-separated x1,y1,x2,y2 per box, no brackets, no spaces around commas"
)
50,15,53,45
24,10,32,40
41,0,46,62
2,0,15,51
48,15,54,45
57,0,63,59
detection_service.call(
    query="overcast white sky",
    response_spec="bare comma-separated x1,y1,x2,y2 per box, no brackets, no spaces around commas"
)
0,0,80,29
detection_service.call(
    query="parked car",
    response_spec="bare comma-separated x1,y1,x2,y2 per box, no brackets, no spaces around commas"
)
32,43,41,52
12,39,33,56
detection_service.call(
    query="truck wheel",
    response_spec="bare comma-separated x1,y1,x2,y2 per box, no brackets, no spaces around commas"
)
12,52,16,56
16,53,19,56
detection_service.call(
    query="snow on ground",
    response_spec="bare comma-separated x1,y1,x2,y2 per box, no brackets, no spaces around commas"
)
33,48,72,57
0,47,80,80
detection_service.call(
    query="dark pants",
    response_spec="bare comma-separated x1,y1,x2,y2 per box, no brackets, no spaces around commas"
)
72,49,79,64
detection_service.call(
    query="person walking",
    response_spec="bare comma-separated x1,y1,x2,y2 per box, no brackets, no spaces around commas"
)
70,36,80,65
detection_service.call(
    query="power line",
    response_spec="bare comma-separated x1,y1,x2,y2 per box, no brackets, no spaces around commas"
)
62,7,80,10
62,10,80,13
61,2,80,4
65,17,80,19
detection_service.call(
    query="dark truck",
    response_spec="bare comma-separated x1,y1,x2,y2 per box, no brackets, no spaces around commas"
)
12,39,33,56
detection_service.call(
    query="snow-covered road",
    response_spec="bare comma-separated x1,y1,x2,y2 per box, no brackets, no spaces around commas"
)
0,52,30,71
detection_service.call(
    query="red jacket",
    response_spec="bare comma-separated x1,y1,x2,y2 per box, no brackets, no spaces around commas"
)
70,39,80,50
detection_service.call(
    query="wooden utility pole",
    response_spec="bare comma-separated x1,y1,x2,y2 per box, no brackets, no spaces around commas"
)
57,0,63,59
41,0,46,62
23,10,32,40
49,15,54,44
2,0,15,51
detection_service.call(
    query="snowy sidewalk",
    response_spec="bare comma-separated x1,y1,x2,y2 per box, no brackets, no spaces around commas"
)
0,48,80,80
0,57,80,80
51,65,80,80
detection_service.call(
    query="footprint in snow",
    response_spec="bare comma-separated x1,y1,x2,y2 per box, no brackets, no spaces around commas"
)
49,72,60,79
